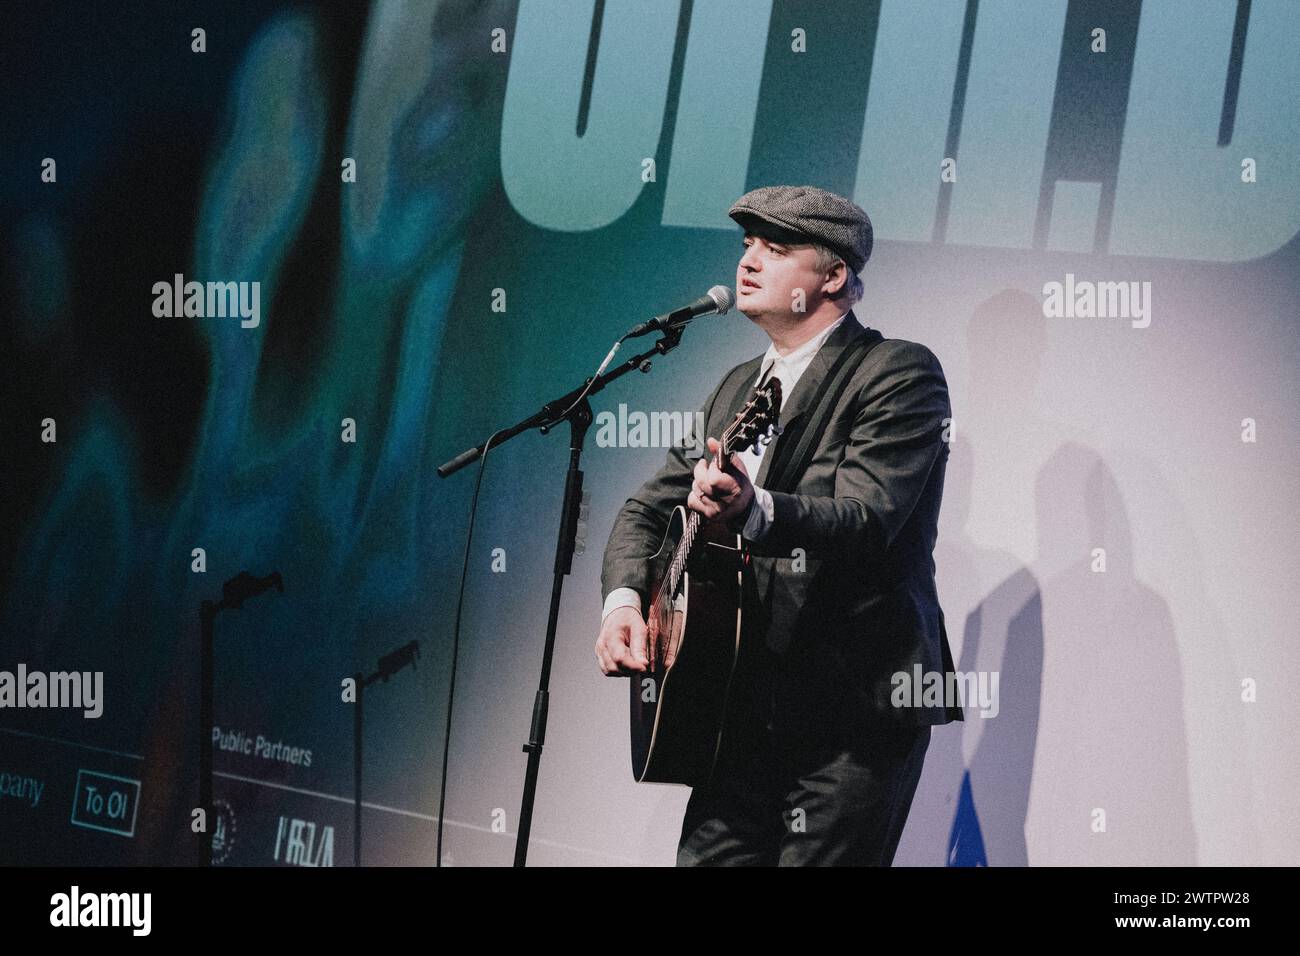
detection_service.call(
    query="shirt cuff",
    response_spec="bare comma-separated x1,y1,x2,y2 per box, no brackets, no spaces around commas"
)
602,587,643,623
741,487,775,541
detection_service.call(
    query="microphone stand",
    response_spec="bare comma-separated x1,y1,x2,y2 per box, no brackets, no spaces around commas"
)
437,324,689,867
198,571,283,866
354,641,420,867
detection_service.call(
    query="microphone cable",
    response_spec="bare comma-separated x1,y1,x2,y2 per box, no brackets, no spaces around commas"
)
436,424,507,867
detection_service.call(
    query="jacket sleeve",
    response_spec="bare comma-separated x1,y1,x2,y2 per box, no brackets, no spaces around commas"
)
758,340,950,560
600,364,742,607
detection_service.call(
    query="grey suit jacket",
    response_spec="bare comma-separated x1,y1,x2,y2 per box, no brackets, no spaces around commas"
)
600,311,963,726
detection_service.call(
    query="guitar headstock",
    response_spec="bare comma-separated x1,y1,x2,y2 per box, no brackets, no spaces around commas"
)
720,377,783,458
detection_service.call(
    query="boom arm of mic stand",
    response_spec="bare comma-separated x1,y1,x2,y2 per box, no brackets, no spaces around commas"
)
435,326,685,478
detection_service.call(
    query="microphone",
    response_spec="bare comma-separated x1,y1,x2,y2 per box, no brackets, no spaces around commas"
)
626,285,735,338
221,571,284,610
377,641,420,682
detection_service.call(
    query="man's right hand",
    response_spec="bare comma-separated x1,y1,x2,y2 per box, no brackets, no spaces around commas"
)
595,605,649,676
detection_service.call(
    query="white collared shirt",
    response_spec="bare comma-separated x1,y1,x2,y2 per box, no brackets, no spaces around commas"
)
601,310,850,623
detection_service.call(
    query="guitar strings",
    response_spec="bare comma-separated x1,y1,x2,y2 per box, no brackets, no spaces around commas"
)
650,388,769,625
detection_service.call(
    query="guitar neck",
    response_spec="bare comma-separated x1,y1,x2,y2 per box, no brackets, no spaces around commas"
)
653,378,777,609
662,441,731,601
668,510,702,587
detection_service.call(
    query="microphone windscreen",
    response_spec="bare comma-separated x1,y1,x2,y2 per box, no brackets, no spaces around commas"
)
708,285,735,314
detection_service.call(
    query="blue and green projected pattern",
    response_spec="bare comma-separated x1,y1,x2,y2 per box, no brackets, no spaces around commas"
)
2,1,1297,866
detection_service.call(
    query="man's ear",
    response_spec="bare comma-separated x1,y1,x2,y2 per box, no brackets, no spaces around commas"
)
822,260,848,297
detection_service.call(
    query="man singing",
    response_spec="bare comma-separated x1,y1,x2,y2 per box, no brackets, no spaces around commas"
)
596,185,963,866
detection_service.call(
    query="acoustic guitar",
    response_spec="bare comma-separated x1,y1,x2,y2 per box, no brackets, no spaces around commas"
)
630,378,782,785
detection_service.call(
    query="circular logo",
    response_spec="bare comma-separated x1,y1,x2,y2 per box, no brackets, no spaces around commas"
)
211,798,237,865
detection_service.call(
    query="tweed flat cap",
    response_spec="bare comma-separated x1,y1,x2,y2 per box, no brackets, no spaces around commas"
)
728,184,873,272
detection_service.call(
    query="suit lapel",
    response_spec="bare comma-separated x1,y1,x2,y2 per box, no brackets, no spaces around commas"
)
753,310,867,486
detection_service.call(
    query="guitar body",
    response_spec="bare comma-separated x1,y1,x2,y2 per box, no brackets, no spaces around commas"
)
623,376,780,787
630,505,746,786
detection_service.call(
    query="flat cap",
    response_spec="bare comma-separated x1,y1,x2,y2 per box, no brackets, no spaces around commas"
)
728,184,873,273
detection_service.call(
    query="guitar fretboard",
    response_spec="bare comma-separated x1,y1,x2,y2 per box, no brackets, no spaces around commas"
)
655,418,745,609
